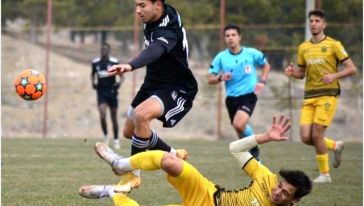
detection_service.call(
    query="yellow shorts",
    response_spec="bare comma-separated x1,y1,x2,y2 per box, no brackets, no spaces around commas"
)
300,96,338,126
167,161,217,206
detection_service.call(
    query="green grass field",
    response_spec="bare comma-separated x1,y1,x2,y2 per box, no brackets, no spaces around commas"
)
2,138,362,206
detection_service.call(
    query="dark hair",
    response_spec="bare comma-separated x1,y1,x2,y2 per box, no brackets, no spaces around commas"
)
308,9,325,19
150,0,165,3
224,23,241,35
279,169,312,199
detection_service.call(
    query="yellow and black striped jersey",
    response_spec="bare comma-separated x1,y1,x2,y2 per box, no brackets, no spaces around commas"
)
215,158,278,206
297,36,349,98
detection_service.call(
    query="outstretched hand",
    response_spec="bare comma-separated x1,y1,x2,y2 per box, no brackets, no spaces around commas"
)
108,64,132,76
266,115,291,141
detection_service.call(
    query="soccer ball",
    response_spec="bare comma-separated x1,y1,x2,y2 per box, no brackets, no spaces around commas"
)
14,69,47,101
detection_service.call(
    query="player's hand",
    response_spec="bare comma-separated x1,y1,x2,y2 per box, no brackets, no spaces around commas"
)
254,82,265,95
108,64,132,76
223,72,232,81
321,71,336,84
284,63,295,77
267,115,291,141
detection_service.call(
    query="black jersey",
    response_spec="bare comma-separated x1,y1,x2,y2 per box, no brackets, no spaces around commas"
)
141,4,198,93
91,56,119,90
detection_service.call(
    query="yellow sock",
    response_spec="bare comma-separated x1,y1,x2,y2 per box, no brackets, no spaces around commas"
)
130,150,166,171
316,153,330,174
325,137,336,150
112,193,139,206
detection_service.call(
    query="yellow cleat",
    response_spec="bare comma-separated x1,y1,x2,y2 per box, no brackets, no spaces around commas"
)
117,172,141,190
176,149,189,160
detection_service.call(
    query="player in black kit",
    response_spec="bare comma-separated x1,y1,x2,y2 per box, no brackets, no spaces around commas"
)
107,0,198,189
91,43,124,149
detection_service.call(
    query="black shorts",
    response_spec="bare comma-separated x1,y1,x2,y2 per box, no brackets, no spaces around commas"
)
97,89,118,108
225,93,257,124
131,87,197,128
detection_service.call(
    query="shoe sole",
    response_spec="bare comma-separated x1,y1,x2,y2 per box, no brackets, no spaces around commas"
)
79,185,105,199
95,142,114,165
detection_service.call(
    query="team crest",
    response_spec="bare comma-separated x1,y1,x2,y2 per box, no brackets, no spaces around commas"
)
245,65,252,74
321,46,327,53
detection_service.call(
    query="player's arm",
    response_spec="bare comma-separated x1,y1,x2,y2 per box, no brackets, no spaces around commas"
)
229,115,290,175
321,58,357,84
259,62,271,84
207,54,232,84
284,63,306,79
107,43,167,76
207,73,223,84
255,62,271,94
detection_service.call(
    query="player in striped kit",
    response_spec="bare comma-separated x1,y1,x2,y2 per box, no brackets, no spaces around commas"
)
106,0,198,189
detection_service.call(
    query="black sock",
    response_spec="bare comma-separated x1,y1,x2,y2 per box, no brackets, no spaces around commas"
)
148,131,172,152
131,134,150,155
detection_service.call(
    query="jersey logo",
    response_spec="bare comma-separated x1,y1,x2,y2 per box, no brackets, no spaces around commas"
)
157,37,169,44
144,36,150,47
170,119,176,126
245,65,252,74
171,91,178,101
159,15,170,27
250,198,260,206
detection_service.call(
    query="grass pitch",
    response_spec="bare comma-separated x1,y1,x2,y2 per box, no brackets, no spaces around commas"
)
2,138,362,205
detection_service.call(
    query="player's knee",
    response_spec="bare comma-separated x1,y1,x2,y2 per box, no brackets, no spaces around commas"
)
161,153,181,176
133,109,149,124
123,129,132,139
300,135,312,145
232,122,244,133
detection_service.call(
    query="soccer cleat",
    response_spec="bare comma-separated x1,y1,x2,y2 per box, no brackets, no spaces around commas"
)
95,142,126,175
78,185,131,199
333,141,344,168
79,185,109,199
176,149,189,160
116,172,141,190
313,174,332,183
113,139,121,149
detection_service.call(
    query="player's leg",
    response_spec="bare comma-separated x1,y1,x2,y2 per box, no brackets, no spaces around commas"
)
110,106,120,149
123,108,135,139
299,99,315,146
312,124,331,183
228,93,259,160
109,92,120,149
312,96,339,183
98,102,109,144
232,111,260,160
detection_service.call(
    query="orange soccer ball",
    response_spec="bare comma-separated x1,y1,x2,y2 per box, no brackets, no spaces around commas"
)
14,69,47,101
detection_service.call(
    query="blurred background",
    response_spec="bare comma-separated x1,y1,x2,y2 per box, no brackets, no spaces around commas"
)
2,0,362,141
